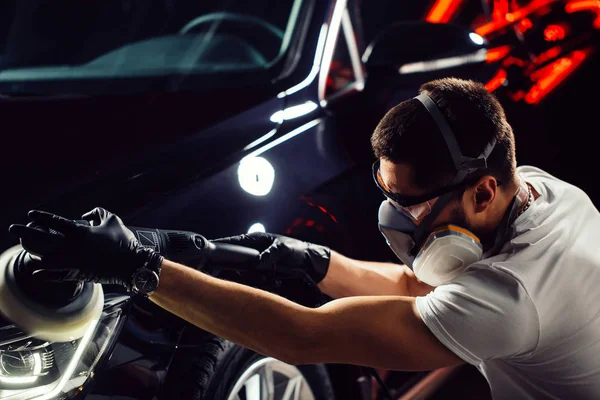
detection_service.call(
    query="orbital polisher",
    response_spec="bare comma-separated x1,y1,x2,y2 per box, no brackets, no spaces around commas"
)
0,224,259,343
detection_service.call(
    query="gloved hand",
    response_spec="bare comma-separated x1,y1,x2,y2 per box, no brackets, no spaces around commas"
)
212,232,331,283
8,207,163,290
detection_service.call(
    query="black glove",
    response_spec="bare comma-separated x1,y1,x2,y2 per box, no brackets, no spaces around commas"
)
212,232,330,283
8,207,163,290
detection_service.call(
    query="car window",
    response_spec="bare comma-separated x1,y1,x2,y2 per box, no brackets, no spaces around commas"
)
325,28,356,97
324,8,365,100
0,0,302,93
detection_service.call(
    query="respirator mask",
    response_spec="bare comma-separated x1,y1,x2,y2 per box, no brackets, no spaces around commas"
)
375,93,496,287
378,201,483,286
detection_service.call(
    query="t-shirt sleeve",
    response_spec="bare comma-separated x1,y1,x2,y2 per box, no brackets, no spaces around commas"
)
415,266,540,365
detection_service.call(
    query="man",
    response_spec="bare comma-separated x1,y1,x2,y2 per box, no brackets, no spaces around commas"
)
9,77,600,398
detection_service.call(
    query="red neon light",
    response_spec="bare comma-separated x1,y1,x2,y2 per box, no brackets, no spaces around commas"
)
565,0,600,28
493,0,510,21
486,45,512,62
534,46,563,65
517,17,534,33
502,56,528,67
425,0,464,23
507,90,526,101
567,0,600,9
485,69,508,92
524,49,591,104
544,24,567,41
475,0,558,36
299,196,339,224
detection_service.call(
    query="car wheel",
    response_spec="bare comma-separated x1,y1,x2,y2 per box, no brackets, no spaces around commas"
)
163,328,335,400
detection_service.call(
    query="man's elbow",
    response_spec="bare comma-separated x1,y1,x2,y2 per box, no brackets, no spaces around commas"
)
277,315,330,365
271,340,312,366
278,344,327,366
276,349,304,366
251,334,308,365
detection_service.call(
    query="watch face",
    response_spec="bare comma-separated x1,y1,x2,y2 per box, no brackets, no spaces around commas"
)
133,268,159,294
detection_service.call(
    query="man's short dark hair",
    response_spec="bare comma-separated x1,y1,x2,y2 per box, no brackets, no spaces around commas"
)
371,77,517,192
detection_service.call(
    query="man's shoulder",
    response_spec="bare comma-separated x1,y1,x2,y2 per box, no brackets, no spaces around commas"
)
516,165,556,181
430,263,539,334
445,263,528,298
517,165,576,190
517,165,594,212
416,263,540,364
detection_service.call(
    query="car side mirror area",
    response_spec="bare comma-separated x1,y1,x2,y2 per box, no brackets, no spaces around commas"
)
362,21,495,85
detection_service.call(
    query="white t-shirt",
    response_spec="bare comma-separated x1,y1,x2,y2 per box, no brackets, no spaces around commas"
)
416,165,600,399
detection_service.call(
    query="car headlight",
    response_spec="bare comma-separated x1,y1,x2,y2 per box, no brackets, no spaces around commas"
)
0,295,128,400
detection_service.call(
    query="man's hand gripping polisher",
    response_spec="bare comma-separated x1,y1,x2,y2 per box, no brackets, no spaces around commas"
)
0,223,259,343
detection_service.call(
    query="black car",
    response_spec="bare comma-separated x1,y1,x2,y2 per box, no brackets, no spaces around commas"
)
0,1,597,399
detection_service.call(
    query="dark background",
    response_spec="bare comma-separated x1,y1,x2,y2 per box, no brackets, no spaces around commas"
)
506,50,600,207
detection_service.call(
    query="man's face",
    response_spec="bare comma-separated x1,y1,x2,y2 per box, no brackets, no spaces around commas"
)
378,159,473,232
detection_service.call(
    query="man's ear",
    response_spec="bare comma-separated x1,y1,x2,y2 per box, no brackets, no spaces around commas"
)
472,176,498,213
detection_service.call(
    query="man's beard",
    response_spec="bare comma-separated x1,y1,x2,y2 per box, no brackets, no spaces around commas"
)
449,205,496,251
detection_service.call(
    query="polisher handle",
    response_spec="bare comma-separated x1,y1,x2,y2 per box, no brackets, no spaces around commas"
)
74,220,260,270
127,227,260,271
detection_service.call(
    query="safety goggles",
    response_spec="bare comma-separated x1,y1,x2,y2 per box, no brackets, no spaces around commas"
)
372,159,468,221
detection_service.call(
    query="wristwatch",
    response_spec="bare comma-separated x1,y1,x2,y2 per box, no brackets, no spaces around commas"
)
131,265,161,298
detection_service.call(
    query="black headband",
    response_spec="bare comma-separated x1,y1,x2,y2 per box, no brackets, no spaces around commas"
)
409,93,498,253
414,93,496,181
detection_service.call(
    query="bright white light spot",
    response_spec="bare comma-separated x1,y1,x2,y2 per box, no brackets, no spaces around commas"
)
469,32,485,45
248,223,266,233
238,157,275,196
0,375,38,384
270,101,318,123
33,352,42,375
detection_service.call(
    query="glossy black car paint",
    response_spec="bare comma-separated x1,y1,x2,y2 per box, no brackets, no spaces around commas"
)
0,1,509,399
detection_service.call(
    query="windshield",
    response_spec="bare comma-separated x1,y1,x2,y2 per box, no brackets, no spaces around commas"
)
0,0,302,94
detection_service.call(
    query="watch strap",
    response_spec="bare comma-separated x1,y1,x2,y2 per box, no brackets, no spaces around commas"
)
131,249,164,296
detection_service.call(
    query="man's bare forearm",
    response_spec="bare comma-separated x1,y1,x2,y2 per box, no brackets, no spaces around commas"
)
150,259,318,363
318,251,433,299
149,259,458,370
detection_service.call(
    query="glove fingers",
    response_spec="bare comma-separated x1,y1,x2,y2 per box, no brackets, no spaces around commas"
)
81,207,110,226
28,210,78,234
258,241,289,269
8,224,64,257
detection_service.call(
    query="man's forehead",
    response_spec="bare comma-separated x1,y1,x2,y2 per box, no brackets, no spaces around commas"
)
379,159,423,196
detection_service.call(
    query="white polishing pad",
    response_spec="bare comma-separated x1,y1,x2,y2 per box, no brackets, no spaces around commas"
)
0,245,104,342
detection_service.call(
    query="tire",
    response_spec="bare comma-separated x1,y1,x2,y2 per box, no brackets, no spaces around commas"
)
163,327,335,400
